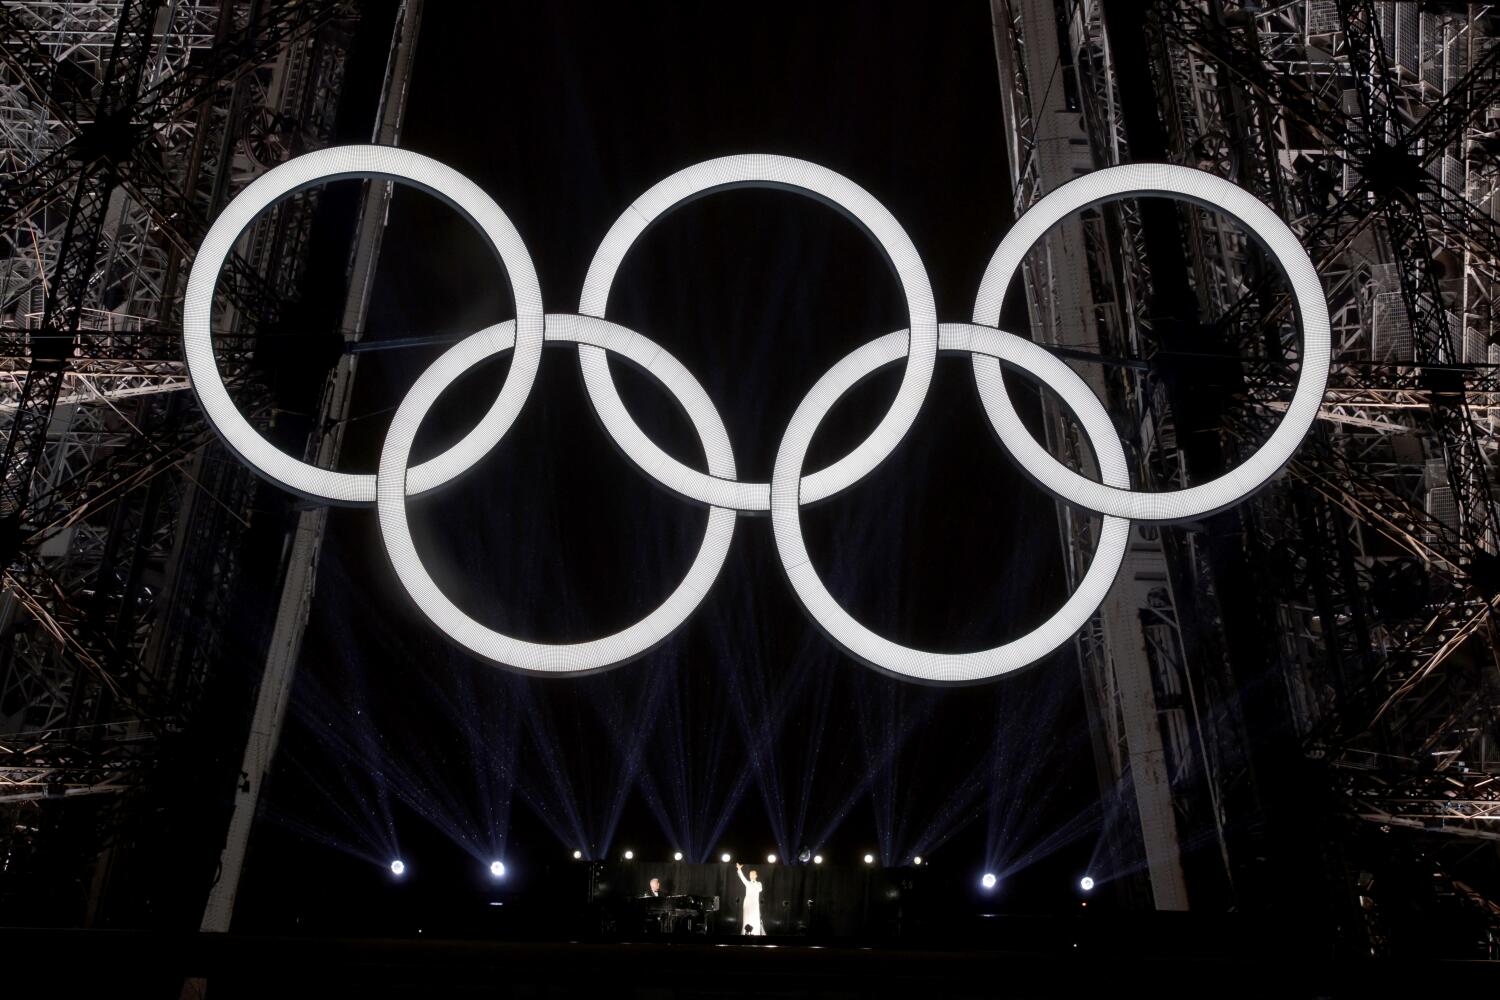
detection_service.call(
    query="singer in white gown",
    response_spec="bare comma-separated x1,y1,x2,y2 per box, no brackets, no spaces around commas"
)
734,863,765,936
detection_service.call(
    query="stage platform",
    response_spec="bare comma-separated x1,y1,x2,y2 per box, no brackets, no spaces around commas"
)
3,925,1496,997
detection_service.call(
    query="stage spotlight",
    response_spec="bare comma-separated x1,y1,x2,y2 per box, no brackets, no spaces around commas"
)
863,854,875,865
913,856,923,866
720,852,731,863
490,861,505,878
572,850,582,860
813,854,824,865
1080,875,1095,892
673,851,683,861
390,859,406,877
767,854,777,864
981,872,997,890
623,850,634,860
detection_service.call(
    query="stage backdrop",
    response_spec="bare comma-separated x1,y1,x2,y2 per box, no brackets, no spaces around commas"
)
593,862,923,937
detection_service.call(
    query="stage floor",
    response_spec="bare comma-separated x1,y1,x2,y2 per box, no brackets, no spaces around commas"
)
3,927,1497,998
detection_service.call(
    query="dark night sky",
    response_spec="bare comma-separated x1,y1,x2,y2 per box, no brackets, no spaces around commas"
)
237,1,1115,930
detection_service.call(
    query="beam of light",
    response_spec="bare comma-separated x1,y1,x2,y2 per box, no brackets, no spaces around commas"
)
380,373,595,858
779,633,842,865
981,677,1092,877
261,757,397,872
981,872,996,890
902,770,987,865
1080,876,1094,892
586,660,678,860
280,449,601,874
993,800,1104,883
390,859,406,876
849,670,943,866
637,639,752,860
815,468,900,863
337,658,498,867
287,556,525,871
902,644,1098,868
637,658,705,859
490,861,506,878
1085,780,1141,888
277,595,402,865
702,768,757,866
708,564,870,865
807,676,937,856
303,650,523,879
857,673,900,867
441,643,521,865
374,646,522,866
509,680,590,854
713,575,794,862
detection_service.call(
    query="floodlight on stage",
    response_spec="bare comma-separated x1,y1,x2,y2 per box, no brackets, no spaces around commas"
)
490,861,506,878
572,850,582,860
673,852,683,862
863,854,875,865
981,873,997,890
913,856,923,866
813,855,824,865
721,853,732,863
623,850,634,861
767,854,777,864
1080,876,1095,892
390,859,406,877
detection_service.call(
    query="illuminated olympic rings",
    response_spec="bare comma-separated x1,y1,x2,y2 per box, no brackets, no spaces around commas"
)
183,146,1330,683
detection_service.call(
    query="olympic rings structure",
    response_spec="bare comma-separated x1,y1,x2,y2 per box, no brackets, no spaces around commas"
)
183,145,1330,684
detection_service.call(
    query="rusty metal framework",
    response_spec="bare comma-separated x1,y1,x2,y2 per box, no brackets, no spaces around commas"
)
993,0,1500,954
0,0,362,921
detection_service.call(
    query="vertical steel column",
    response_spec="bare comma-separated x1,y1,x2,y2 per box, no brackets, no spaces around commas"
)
196,0,424,935
990,0,1190,910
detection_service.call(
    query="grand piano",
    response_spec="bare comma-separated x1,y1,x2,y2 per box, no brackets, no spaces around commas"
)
631,892,719,935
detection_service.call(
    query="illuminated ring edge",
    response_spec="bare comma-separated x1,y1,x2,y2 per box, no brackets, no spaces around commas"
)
374,314,736,675
183,145,545,505
769,322,1130,684
972,162,1330,522
577,154,939,512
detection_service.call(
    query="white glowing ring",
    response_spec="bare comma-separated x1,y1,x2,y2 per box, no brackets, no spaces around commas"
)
578,154,938,511
770,323,1130,684
184,145,545,505
375,313,736,674
971,162,1330,522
